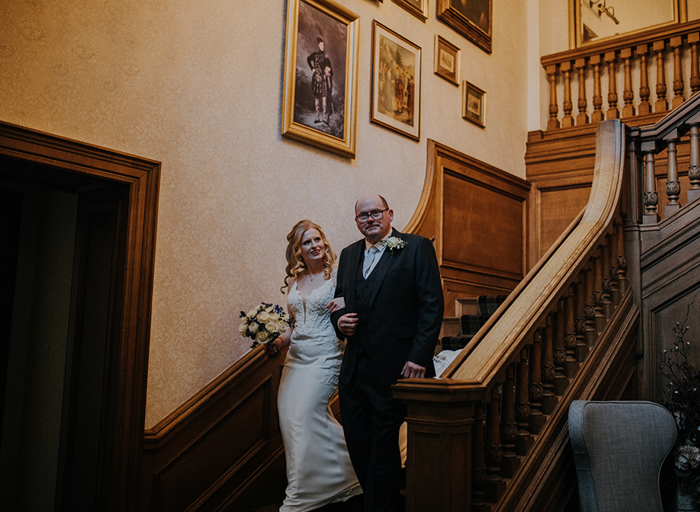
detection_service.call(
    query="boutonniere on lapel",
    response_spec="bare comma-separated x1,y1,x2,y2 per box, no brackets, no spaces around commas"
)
383,237,406,253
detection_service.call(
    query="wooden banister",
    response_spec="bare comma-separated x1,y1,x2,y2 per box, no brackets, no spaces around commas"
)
542,19,700,132
394,120,633,511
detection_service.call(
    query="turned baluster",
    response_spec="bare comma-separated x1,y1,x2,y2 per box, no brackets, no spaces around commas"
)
563,287,578,378
638,44,652,115
471,405,488,512
606,51,619,119
515,349,532,456
528,329,545,434
616,221,628,295
553,300,568,395
608,225,621,307
688,123,700,203
642,143,660,223
671,36,685,108
621,48,635,118
654,40,669,112
547,64,560,130
591,54,604,123
689,33,700,95
561,61,574,127
574,272,589,361
666,131,681,216
576,58,589,126
500,365,519,478
593,249,606,333
601,236,614,319
540,315,557,414
485,386,505,503
584,260,597,347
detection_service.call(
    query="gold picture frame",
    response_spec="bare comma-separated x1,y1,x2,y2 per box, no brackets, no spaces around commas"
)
371,20,422,140
281,0,359,158
437,0,492,54
462,81,485,127
392,0,428,21
434,35,460,85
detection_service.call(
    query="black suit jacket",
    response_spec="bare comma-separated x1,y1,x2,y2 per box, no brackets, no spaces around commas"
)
331,229,444,386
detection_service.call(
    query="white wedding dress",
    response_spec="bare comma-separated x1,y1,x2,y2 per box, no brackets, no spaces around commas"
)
278,277,362,511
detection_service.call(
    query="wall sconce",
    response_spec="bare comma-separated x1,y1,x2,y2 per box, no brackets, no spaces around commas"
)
589,0,620,24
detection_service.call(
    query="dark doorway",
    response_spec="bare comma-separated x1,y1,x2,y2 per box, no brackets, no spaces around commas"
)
0,122,160,511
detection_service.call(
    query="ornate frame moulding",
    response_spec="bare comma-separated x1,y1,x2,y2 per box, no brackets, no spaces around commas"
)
282,0,359,158
393,0,429,21
437,0,492,54
434,34,460,85
370,20,422,140
462,80,485,127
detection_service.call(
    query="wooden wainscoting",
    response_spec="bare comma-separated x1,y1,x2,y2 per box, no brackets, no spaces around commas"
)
405,140,530,317
140,348,286,512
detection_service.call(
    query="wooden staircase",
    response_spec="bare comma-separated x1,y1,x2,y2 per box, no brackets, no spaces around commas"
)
394,92,700,512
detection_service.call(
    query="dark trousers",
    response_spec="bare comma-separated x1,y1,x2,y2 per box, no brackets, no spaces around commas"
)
339,350,406,512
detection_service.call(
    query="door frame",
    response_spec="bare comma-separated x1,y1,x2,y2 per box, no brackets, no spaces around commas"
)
0,121,160,510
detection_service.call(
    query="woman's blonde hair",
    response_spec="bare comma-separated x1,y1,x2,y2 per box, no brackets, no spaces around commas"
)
281,220,337,293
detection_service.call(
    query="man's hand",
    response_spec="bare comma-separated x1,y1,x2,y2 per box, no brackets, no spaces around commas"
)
338,312,358,336
401,361,427,379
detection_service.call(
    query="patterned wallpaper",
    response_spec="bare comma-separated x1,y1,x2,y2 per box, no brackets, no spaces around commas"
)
0,0,532,429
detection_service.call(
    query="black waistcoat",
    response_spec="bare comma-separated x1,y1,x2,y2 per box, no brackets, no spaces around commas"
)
354,250,385,350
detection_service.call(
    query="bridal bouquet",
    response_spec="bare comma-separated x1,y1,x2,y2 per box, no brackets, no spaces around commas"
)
239,302,292,358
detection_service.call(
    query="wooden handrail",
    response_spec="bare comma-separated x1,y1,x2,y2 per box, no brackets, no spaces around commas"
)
541,19,700,131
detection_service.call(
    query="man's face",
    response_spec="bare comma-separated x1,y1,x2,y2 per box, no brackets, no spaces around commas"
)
318,41,325,51
355,196,393,243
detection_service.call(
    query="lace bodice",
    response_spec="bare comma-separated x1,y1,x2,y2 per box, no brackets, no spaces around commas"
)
288,277,339,346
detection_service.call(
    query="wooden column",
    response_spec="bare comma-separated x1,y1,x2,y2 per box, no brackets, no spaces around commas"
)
394,383,476,512
688,123,700,203
671,36,685,108
500,365,519,478
584,261,597,347
689,33,700,95
564,288,578,378
665,132,681,216
540,315,557,414
593,250,606,333
642,142,660,223
515,348,533,455
637,44,652,115
591,54,604,123
547,64,560,130
553,300,568,395
561,61,574,128
471,405,488,512
528,329,545,434
576,58,589,125
606,51,619,119
485,386,505,503
574,273,588,361
654,40,669,112
621,48,635,118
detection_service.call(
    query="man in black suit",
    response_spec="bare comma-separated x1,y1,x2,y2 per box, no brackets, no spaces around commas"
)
332,194,444,512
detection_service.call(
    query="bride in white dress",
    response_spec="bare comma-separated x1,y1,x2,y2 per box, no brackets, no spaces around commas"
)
267,220,362,511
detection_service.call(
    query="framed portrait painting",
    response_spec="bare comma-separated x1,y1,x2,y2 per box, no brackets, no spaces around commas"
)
370,20,422,140
434,35,460,85
462,81,485,127
281,0,359,158
437,0,492,54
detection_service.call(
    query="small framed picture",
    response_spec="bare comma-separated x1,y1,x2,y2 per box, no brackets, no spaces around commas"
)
392,0,428,21
281,0,360,158
434,35,460,85
462,81,485,127
371,20,422,140
437,0,492,54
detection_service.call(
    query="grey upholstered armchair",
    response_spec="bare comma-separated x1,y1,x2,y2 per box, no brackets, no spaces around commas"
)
568,400,677,512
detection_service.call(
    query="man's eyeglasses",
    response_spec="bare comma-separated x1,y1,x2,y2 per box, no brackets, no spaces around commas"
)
356,209,388,222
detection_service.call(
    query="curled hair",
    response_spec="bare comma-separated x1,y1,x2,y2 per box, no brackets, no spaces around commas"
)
281,220,337,293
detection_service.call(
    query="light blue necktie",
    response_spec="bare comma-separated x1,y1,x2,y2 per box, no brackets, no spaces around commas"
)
363,246,379,279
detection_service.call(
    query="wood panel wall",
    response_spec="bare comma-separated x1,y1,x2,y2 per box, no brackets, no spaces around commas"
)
406,140,531,317
140,349,286,512
525,113,689,269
